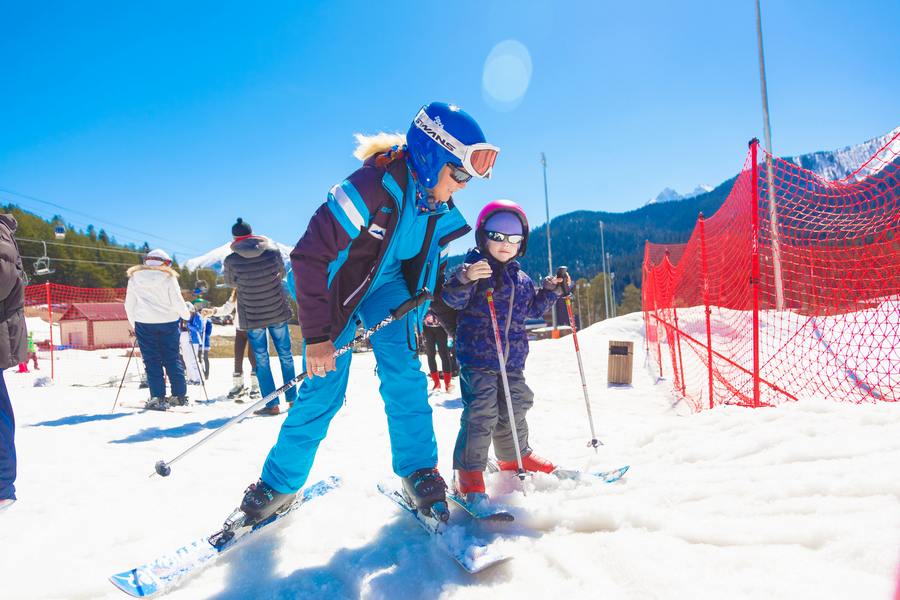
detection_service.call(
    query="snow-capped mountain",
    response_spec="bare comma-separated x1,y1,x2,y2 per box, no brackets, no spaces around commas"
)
645,184,714,206
785,126,900,182
184,239,294,272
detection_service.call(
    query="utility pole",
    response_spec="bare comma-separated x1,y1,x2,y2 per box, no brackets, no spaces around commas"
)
599,221,609,320
541,152,556,328
755,0,784,310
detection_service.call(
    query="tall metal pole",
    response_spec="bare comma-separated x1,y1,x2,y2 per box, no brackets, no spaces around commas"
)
755,0,784,310
606,252,615,318
599,221,609,320
541,152,556,328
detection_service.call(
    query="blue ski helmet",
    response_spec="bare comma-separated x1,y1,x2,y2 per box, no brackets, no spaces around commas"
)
406,102,498,188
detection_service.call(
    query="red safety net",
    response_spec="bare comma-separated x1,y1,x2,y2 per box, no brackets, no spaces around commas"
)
24,282,129,381
644,131,900,411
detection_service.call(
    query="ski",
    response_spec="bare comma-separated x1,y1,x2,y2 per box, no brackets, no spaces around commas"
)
553,465,630,484
109,476,341,598
447,492,515,522
0,498,15,512
117,403,194,414
486,459,630,484
377,482,513,573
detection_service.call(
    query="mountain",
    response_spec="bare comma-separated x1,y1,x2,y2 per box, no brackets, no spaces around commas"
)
184,239,294,273
785,126,900,181
645,184,714,206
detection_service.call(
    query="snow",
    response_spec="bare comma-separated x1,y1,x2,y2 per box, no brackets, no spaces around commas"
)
1,313,899,599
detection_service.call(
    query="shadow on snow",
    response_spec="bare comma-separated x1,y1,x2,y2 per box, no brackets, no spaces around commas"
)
108,418,231,444
29,412,135,427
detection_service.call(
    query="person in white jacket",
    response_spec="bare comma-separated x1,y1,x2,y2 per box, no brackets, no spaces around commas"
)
124,249,190,410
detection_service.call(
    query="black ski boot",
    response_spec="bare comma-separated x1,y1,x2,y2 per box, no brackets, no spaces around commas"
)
145,397,168,411
401,467,449,522
168,395,189,407
240,480,296,526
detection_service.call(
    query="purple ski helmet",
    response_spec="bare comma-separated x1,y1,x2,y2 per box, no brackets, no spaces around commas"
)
475,199,529,257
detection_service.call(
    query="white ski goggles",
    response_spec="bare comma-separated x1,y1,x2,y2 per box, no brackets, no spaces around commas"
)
413,109,499,179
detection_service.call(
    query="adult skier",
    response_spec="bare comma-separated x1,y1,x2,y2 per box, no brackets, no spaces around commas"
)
124,249,191,410
236,102,499,524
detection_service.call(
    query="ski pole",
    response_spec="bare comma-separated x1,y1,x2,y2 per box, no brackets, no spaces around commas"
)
152,289,432,478
558,266,602,450
485,287,527,482
190,341,210,403
111,336,138,414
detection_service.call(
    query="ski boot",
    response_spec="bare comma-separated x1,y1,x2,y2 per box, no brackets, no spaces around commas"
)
429,371,441,391
497,452,556,474
168,395,189,407
239,480,297,526
145,397,168,411
227,373,246,401
253,404,280,416
248,373,261,400
401,467,449,522
454,470,488,505
443,372,454,393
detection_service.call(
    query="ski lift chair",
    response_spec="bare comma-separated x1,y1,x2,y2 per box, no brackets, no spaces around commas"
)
33,241,55,276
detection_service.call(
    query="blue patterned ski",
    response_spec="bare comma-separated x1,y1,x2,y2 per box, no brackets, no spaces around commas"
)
486,459,630,484
109,476,342,598
447,493,515,521
377,482,513,573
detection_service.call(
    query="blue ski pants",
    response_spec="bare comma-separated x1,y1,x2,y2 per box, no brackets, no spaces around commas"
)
247,322,297,409
261,278,436,493
0,371,16,500
135,321,186,398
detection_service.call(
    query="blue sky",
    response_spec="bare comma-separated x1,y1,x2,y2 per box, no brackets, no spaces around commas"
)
1,1,897,261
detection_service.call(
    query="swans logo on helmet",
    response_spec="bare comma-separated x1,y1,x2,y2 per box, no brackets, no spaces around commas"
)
414,112,457,153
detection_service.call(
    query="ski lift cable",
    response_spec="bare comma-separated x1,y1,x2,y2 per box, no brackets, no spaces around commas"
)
4,200,197,257
0,186,204,254
20,255,140,267
15,237,149,256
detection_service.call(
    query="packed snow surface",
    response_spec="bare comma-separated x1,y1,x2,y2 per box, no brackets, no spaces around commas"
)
1,312,898,599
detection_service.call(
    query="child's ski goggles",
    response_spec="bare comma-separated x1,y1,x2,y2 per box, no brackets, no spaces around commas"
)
485,231,524,244
414,109,500,179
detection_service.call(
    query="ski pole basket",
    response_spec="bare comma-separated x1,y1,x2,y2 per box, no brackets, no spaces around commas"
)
607,341,633,386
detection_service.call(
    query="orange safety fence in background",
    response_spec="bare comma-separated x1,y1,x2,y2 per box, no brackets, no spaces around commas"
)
644,130,900,411
23,282,129,381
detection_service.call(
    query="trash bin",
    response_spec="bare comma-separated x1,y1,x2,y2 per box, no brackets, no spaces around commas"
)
608,341,634,385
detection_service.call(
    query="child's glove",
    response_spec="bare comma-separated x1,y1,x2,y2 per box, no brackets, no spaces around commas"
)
459,259,492,284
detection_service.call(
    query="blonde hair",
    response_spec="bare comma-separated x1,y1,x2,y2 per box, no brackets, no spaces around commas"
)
353,132,406,161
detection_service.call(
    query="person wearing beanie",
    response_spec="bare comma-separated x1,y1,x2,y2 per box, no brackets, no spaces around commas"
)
124,249,191,410
441,200,571,506
223,218,295,417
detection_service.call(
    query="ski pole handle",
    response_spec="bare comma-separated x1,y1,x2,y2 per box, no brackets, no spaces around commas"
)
556,266,570,296
391,288,432,320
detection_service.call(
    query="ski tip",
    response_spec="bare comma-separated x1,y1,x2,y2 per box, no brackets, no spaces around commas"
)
109,569,158,598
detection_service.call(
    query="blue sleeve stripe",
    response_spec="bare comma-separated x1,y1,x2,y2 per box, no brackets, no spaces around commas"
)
327,193,361,239
337,180,370,227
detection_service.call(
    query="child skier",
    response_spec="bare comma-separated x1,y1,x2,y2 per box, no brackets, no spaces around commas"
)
441,200,569,502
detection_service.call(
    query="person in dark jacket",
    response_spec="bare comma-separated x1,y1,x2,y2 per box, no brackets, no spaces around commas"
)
0,214,27,509
441,200,568,504
235,102,498,526
224,218,296,415
422,310,454,392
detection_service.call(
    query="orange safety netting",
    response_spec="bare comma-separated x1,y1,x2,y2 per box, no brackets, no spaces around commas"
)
644,131,900,411
24,282,129,380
